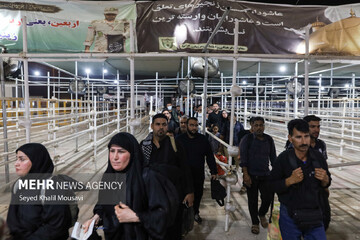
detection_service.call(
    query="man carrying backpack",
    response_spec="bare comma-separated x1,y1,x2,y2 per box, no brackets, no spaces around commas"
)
285,115,331,230
239,116,277,234
270,119,331,239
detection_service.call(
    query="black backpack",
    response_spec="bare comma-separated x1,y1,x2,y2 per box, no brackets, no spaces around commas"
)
287,149,331,230
245,132,275,153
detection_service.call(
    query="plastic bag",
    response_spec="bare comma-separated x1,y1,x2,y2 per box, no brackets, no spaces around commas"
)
267,202,282,240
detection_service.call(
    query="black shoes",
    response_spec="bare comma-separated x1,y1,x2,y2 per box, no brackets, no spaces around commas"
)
194,214,202,224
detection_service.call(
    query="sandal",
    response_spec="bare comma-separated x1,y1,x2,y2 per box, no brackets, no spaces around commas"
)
260,216,269,228
251,224,260,234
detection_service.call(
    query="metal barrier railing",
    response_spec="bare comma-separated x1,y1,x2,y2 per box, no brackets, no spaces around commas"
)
0,96,146,191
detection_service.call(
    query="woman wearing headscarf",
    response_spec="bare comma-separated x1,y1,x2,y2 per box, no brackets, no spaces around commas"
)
83,132,176,240
7,143,72,240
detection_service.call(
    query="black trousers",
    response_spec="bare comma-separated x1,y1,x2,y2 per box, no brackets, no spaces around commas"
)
246,175,273,225
192,175,205,215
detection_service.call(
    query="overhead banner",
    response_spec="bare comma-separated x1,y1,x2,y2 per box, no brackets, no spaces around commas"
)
0,0,136,53
136,0,360,55
1,1,360,55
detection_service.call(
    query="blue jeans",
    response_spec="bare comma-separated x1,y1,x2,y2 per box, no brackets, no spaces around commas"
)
279,204,327,240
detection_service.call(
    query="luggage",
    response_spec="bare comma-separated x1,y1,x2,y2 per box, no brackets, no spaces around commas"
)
181,203,194,236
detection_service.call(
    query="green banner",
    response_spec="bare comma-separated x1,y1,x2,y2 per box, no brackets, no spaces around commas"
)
0,0,136,53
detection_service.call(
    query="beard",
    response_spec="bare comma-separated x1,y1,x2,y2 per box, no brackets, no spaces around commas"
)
188,129,197,137
155,130,166,138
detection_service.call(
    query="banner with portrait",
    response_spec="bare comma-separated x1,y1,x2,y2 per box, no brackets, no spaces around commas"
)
0,0,136,53
1,0,360,55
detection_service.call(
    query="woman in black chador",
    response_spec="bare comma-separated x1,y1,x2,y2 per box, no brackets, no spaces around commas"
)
7,143,72,240
83,132,177,240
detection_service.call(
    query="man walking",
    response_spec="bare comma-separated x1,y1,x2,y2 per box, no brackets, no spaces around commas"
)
237,116,255,194
303,115,331,230
286,115,327,160
270,119,330,239
141,114,194,239
207,103,222,130
303,115,327,160
239,116,276,234
175,115,188,136
176,117,217,224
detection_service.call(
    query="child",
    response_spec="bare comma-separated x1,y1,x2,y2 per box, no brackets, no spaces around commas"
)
209,125,221,154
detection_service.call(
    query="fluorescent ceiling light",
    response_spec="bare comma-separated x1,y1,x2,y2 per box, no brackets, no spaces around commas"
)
279,66,286,72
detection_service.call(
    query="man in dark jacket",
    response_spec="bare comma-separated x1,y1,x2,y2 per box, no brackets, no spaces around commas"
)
206,103,222,129
303,115,328,160
239,116,276,234
140,114,194,240
270,119,330,239
237,117,255,194
176,117,217,224
286,115,328,161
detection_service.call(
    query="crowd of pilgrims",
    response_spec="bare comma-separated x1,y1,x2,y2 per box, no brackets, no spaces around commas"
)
2,102,331,240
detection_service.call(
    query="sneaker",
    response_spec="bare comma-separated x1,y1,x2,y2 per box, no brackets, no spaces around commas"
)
194,214,202,224
259,216,269,228
239,186,247,194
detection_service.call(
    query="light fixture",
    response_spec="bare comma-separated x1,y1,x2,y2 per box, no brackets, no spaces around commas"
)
174,24,187,46
114,80,119,84
279,66,286,73
85,68,91,74
321,87,325,90
242,80,247,84
69,79,87,94
317,79,321,84
34,71,40,76
345,84,350,88
103,69,108,74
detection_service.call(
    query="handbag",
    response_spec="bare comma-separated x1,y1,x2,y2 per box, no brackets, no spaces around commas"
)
181,203,194,236
211,179,227,206
292,208,323,231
